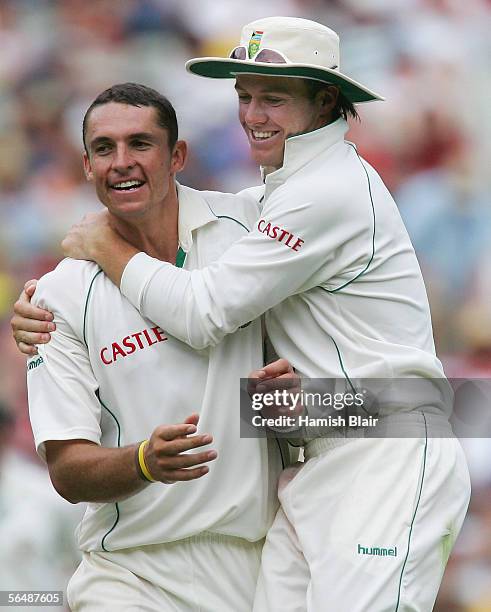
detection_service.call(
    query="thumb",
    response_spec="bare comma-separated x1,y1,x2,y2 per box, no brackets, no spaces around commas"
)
24,279,38,295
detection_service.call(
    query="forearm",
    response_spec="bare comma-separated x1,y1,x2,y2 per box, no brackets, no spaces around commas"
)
45,420,215,503
122,254,225,348
47,440,148,504
119,197,336,349
120,241,316,349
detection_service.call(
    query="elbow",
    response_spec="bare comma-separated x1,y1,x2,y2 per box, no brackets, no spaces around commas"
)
186,334,217,350
64,493,82,505
49,473,82,505
53,481,81,505
185,316,226,350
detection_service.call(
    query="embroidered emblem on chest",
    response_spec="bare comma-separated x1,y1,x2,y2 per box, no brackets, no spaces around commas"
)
100,326,167,365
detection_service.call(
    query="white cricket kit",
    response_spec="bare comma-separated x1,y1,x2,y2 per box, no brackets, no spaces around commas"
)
118,119,470,610
121,119,444,384
27,184,284,556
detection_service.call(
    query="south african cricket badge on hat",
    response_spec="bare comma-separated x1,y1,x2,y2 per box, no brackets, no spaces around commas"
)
248,30,264,58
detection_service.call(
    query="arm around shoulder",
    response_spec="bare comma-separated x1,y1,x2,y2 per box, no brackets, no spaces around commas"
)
119,187,343,348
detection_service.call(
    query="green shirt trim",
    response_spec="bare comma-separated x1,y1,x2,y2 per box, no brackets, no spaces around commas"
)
321,143,376,294
83,269,103,347
175,246,187,268
82,269,123,552
394,414,428,611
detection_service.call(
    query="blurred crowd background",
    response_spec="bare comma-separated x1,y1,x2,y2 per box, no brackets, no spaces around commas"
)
0,0,490,609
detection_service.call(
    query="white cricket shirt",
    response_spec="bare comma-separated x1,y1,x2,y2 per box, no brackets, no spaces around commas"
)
27,184,283,552
121,119,449,415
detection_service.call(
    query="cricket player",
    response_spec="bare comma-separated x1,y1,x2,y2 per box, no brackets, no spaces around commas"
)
14,17,471,611
15,82,294,611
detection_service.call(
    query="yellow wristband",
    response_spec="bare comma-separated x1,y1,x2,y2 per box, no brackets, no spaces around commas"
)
138,440,157,483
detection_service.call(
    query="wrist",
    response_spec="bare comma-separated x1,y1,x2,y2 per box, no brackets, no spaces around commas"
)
135,440,157,483
88,226,120,265
94,229,139,287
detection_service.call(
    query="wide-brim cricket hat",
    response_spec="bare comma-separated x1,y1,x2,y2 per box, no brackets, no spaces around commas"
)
186,16,384,103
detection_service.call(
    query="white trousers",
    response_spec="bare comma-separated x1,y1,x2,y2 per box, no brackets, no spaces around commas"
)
67,532,263,611
254,431,470,612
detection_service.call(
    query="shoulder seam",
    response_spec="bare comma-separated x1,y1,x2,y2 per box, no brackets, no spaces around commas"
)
216,215,250,233
204,198,251,232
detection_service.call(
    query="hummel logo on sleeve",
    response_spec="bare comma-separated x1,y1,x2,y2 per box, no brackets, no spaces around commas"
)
27,356,44,371
257,219,305,252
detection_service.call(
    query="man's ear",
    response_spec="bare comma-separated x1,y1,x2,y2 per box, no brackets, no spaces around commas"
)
83,151,93,181
318,86,339,113
170,140,188,175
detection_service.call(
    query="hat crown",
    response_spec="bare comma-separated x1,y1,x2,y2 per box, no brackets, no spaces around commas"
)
240,16,340,70
185,15,384,104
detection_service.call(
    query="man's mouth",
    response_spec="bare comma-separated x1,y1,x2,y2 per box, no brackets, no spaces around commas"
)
110,179,145,191
251,130,279,141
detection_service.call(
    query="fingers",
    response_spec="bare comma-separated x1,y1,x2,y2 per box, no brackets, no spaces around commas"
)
247,359,302,422
155,432,213,456
13,330,52,347
13,295,54,322
162,466,210,482
24,279,38,295
248,375,298,398
11,291,56,354
12,316,55,334
184,413,200,426
174,414,200,441
145,420,217,483
60,235,72,257
248,358,293,385
158,451,217,484
155,423,197,441
248,359,292,397
11,313,54,353
262,358,294,377
17,342,39,357
157,448,217,470
248,359,299,398
255,373,300,394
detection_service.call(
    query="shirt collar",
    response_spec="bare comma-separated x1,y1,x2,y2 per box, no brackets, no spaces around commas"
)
176,182,217,252
263,118,349,196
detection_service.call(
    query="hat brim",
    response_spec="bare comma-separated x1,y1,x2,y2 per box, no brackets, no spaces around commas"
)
186,57,384,103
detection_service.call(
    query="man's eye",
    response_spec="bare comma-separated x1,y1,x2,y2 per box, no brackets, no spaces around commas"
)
95,144,111,154
132,141,151,149
266,97,283,105
238,95,251,103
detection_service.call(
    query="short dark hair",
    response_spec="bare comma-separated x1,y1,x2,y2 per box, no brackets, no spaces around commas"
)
305,80,359,122
82,83,178,153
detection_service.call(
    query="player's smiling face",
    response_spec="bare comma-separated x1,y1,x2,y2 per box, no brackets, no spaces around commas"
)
236,74,328,171
83,103,185,219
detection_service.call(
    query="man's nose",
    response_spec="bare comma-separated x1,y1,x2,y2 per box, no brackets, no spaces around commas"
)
112,145,135,171
244,100,267,126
